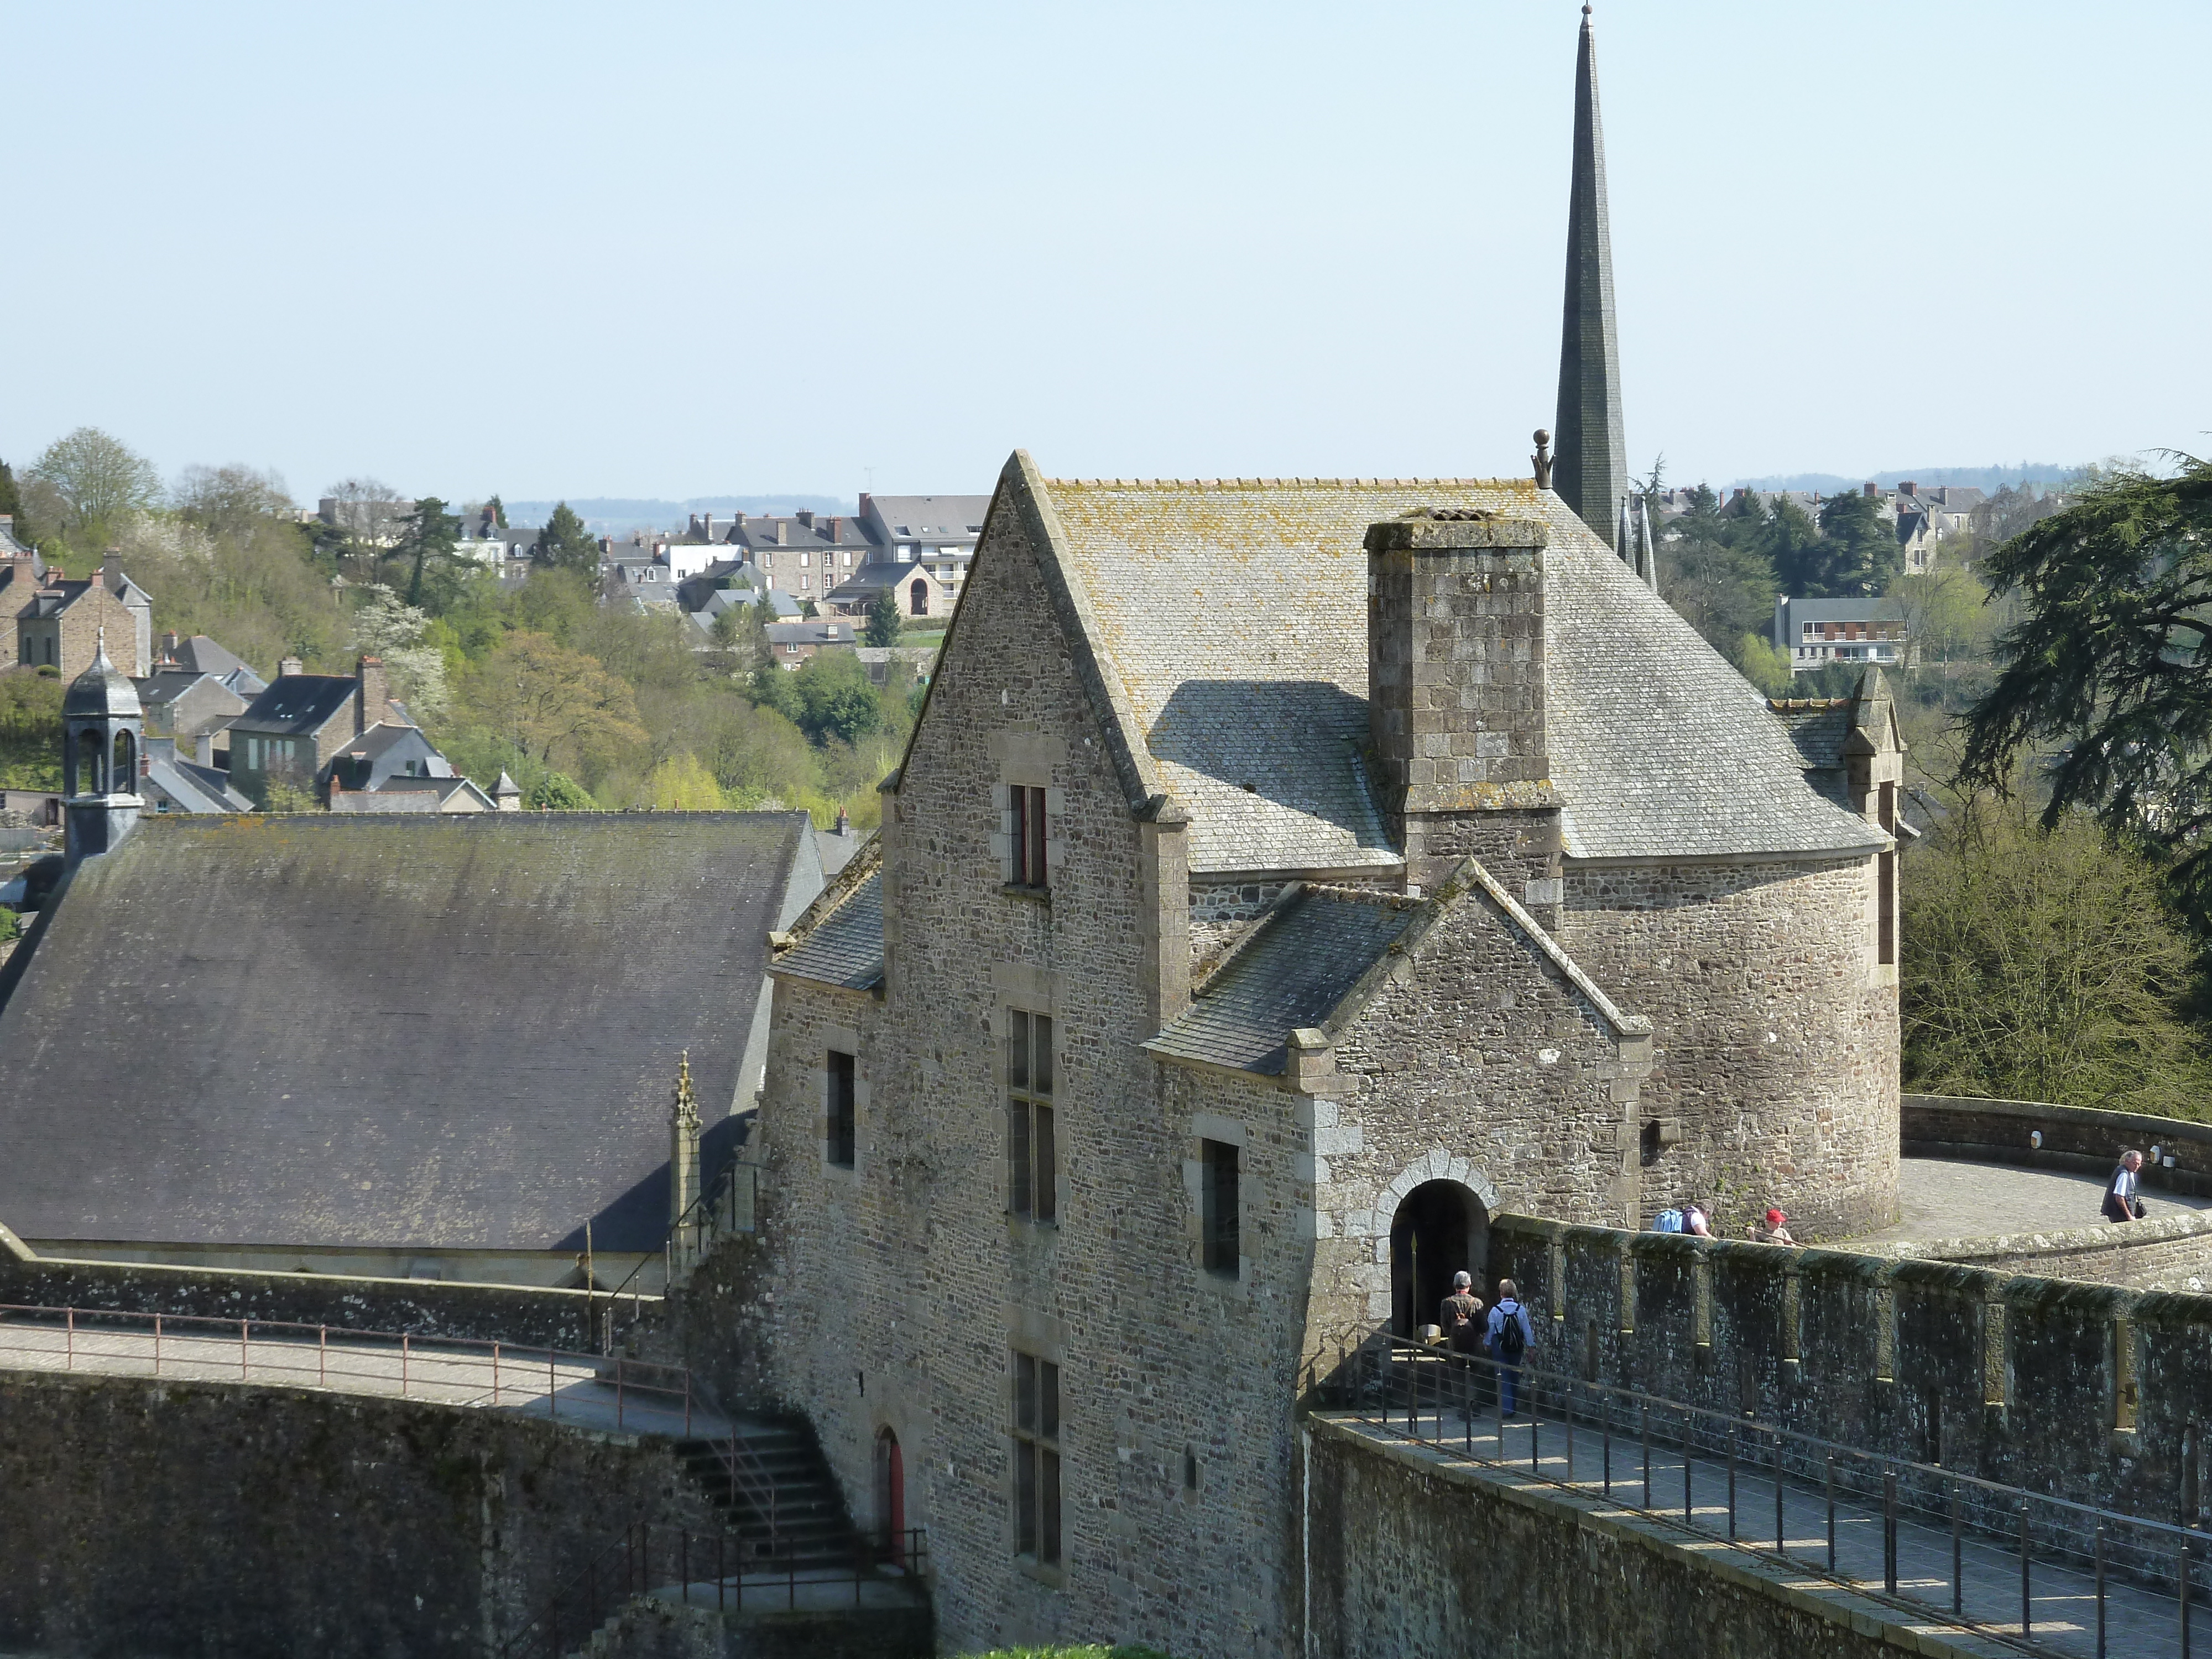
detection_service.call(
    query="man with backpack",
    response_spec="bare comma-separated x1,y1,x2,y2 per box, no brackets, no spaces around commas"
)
1439,1270,1484,1354
1486,1279,1536,1416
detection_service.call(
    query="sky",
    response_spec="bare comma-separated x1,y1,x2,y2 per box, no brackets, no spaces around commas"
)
2,2,2205,505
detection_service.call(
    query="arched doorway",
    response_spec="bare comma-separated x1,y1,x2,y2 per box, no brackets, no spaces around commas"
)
909,578,929,617
1390,1179,1487,1338
874,1427,905,1566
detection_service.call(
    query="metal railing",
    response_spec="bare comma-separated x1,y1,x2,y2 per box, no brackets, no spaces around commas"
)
600,1158,761,1347
1352,1337,2202,1658
495,1520,926,1659
0,1302,696,1434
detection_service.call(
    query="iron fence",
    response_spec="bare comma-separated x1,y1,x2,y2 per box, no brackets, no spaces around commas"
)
0,1301,695,1434
495,1521,927,1659
1354,1337,2202,1658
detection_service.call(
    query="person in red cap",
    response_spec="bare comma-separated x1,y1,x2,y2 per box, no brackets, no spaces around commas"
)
1753,1207,1796,1245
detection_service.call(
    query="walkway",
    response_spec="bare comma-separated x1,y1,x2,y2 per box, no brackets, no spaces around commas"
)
1337,1399,2206,1657
0,1305,726,1439
1845,1157,2212,1250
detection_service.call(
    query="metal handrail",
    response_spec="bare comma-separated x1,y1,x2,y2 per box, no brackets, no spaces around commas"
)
1354,1335,2200,1656
712,1433,786,1556
599,1159,761,1347
495,1520,927,1659
0,1301,694,1434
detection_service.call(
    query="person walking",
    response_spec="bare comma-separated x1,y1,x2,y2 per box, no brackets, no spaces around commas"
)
1439,1270,1484,1354
1486,1279,1535,1417
2104,1150,2148,1223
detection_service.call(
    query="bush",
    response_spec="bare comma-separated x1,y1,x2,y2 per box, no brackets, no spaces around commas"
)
528,771,596,810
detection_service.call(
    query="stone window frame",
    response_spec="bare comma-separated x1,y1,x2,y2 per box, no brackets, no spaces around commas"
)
989,737,1067,900
1008,1343,1066,1584
1185,1112,1249,1291
1004,1006,1057,1227
816,1023,865,1185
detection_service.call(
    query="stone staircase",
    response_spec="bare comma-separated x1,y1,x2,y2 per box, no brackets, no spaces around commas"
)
674,1414,862,1568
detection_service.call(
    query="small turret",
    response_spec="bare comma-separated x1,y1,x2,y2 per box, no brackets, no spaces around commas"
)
62,629,144,867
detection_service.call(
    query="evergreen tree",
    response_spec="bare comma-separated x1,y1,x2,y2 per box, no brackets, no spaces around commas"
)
864,586,902,648
535,502,599,577
1808,492,1901,596
0,460,22,534
1658,483,1776,666
486,494,507,529
400,495,462,608
1762,496,1827,597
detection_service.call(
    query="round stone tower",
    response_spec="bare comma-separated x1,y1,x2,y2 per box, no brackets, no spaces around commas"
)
63,630,144,867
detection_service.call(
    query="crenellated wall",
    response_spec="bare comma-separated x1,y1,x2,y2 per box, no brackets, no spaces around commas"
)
1485,1213,2212,1527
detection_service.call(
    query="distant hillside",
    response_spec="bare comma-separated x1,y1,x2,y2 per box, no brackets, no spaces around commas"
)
1729,463,2086,495
503,495,855,535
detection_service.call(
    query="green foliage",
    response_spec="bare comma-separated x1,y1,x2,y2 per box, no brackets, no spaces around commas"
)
0,460,24,534
1657,484,1777,667
486,494,507,529
261,776,323,814
1903,796,2212,1115
1957,456,2212,915
792,650,881,745
400,495,463,608
535,502,599,578
1794,491,1901,597
1734,633,1794,696
527,770,596,810
865,586,902,647
0,907,20,946
1759,495,1826,597
29,426,161,545
0,671,63,788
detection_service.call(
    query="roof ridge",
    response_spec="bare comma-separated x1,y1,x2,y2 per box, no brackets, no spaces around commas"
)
1188,881,1312,997
772,831,881,952
1041,476,1538,491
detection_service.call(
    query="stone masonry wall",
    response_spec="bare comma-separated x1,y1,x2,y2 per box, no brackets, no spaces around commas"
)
0,1239,607,1350
1306,1417,1995,1659
1558,856,1898,1239
1485,1214,2212,1528
0,1369,716,1658
1304,879,1644,1378
756,498,1307,1658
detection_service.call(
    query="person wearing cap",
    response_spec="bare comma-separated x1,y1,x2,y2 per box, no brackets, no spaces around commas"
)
1439,1270,1484,1354
1752,1208,1795,1245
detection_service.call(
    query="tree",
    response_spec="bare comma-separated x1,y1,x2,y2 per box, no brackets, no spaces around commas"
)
1957,457,2212,911
1802,492,1902,597
1657,484,1776,666
642,752,728,810
452,632,648,775
174,463,292,542
535,502,599,578
791,650,881,745
486,494,508,529
349,585,449,723
0,460,23,533
1902,795,2212,1113
528,770,596,810
29,427,161,541
1760,495,1824,597
399,495,462,608
864,586,903,648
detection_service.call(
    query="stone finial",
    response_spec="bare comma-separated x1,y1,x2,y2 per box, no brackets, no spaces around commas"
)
671,1050,701,1131
1531,430,1553,490
669,1050,703,1247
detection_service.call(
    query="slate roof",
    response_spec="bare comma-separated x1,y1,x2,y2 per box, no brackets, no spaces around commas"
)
229,674,359,737
143,757,253,814
161,634,255,684
771,867,884,993
1146,886,1420,1074
134,670,215,712
0,812,809,1253
1031,471,1885,868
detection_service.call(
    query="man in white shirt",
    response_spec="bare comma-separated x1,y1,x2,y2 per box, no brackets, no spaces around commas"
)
2103,1149,2146,1224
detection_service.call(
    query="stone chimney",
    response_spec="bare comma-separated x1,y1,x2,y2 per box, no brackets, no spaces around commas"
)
1898,481,1917,498
356,655,389,735
775,520,790,546
278,654,304,678
161,630,180,665
700,513,714,541
1863,482,1877,498
1364,509,1561,904
796,510,816,530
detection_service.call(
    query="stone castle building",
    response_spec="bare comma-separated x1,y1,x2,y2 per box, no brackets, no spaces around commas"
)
750,456,1903,1651
731,10,1905,1652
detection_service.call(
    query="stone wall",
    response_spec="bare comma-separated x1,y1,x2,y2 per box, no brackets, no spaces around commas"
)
1485,1213,2212,1526
1904,1093,2212,1198
0,1369,716,1658
1558,855,1899,1239
755,497,1297,1658
1869,1211,2212,1292
1305,1417,2006,1659
0,1232,613,1351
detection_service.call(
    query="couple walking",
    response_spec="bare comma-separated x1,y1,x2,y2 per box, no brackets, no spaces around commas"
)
1439,1271,1537,1416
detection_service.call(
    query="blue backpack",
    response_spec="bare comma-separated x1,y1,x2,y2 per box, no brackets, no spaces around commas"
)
1652,1208,1686,1234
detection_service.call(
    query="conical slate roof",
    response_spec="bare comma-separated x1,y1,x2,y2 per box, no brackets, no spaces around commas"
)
63,633,141,719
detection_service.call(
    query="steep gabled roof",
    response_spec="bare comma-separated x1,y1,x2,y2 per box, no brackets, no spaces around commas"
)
770,834,884,994
1014,466,1882,869
0,811,810,1253
229,674,359,737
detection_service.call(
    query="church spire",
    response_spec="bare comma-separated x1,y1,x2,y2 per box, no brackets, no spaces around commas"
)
1552,2,1627,539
